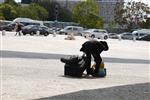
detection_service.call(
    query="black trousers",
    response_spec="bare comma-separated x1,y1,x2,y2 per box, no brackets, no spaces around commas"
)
85,52,102,74
15,31,21,36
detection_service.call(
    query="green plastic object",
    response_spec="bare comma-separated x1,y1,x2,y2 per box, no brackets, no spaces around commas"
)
98,68,107,77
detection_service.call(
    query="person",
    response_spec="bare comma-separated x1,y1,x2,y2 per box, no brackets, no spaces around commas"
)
15,22,22,36
80,40,109,76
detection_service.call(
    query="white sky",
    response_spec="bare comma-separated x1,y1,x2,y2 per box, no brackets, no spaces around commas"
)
15,0,150,6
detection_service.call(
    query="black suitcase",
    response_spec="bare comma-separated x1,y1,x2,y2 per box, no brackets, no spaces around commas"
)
64,64,82,77
61,55,86,78
64,61,85,77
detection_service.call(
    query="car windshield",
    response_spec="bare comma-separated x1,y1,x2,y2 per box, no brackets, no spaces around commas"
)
41,26,49,29
23,25,36,29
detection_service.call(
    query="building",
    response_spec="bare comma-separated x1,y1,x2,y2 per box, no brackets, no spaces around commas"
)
21,0,124,26
58,0,124,25
97,0,124,23
53,0,124,24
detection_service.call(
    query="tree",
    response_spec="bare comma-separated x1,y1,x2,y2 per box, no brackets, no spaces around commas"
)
0,3,17,20
114,2,126,28
0,13,5,20
124,1,149,30
28,3,48,20
17,3,48,20
115,1,150,31
17,6,39,20
72,0,103,28
108,21,117,33
4,0,18,6
138,6,150,29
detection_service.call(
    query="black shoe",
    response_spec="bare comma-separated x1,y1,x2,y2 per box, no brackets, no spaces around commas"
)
92,73,99,77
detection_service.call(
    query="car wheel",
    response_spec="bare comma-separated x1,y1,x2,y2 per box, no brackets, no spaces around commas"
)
30,32,34,36
65,32,67,35
79,33,82,36
44,32,49,36
23,33,26,35
104,35,108,40
91,34,95,38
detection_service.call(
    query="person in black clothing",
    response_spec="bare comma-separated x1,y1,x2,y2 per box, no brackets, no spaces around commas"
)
15,22,22,36
80,40,109,76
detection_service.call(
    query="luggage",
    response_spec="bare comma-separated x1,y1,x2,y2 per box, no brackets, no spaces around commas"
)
98,68,107,77
61,55,107,78
61,55,86,78
92,62,107,77
64,64,84,77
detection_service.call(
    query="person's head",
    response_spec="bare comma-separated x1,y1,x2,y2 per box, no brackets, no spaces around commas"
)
100,41,109,51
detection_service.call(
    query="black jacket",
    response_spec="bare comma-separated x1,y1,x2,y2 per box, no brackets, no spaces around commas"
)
80,40,109,54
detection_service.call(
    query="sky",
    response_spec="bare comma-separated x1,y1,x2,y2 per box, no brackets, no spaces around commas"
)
15,0,150,6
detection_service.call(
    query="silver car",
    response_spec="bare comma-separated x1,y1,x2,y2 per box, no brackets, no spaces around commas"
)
59,26,84,35
82,29,109,39
119,32,135,40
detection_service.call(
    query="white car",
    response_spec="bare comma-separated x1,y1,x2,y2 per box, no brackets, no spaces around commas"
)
59,26,84,36
132,29,150,39
118,32,135,40
82,29,109,39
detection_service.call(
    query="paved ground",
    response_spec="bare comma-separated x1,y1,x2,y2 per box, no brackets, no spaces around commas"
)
0,32,150,100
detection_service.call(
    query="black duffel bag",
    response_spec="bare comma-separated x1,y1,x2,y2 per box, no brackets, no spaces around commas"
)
60,55,86,77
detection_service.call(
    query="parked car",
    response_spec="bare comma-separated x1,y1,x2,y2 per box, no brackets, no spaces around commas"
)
119,32,135,40
22,25,51,36
136,34,150,41
82,29,109,39
0,22,41,31
132,29,150,39
108,33,119,39
58,26,84,35
132,29,150,34
0,20,12,26
0,23,16,31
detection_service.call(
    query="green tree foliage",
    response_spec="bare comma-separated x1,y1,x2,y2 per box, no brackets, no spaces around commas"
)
108,21,117,32
0,13,5,20
4,0,18,6
17,3,48,20
72,0,103,28
0,3,17,20
138,6,150,29
37,0,72,21
124,1,149,30
28,3,48,20
115,1,150,31
17,6,38,20
114,2,126,28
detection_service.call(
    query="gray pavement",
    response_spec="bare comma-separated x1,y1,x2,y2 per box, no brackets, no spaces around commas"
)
35,83,150,100
1,33,150,100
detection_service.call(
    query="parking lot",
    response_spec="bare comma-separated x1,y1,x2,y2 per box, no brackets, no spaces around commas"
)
1,32,150,100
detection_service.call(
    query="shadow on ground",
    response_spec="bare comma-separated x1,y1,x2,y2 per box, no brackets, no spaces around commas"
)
1,50,150,64
34,83,150,100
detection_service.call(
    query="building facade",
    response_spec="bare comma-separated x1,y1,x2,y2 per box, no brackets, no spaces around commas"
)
57,0,124,24
21,0,124,25
97,0,124,23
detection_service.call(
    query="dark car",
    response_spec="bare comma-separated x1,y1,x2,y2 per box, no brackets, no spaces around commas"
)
0,23,16,31
136,34,150,41
0,21,41,31
22,25,51,36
